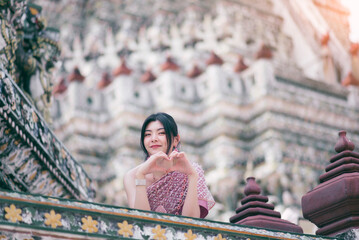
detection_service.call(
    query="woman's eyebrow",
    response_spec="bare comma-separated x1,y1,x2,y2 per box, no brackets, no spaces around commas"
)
145,128,165,132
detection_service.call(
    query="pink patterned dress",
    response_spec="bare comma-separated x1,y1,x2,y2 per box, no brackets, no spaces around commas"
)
146,162,215,218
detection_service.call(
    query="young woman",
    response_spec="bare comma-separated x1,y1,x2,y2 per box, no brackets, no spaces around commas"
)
124,112,215,218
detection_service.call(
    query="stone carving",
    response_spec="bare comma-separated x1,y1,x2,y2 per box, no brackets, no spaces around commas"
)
0,1,60,123
0,65,95,200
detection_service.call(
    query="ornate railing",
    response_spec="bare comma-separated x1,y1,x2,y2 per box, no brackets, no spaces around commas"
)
0,190,333,240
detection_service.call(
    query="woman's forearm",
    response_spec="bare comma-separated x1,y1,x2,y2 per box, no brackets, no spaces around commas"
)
181,173,200,218
134,172,151,211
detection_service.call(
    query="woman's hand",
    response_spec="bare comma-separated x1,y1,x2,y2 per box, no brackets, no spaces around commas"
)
136,151,172,178
169,150,200,218
168,151,197,177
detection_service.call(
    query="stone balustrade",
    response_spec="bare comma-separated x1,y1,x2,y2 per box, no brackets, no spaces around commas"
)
0,190,331,240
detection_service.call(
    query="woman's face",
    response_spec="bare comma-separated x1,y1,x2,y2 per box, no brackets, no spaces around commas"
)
144,120,176,156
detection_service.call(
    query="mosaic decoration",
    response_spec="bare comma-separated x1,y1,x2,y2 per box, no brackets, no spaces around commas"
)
44,210,62,228
81,216,98,233
0,65,95,200
118,220,134,237
4,204,22,223
0,0,96,229
0,190,334,240
0,0,61,122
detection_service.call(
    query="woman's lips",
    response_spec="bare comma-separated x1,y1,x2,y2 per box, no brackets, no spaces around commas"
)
151,145,161,148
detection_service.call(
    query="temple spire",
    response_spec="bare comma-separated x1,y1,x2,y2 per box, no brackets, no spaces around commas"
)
113,58,132,77
342,43,359,86
206,51,223,65
302,131,359,236
68,66,85,83
53,78,67,95
141,69,156,83
255,43,273,59
161,56,180,71
187,64,202,78
234,55,248,73
230,177,303,233
97,72,112,89
320,32,337,84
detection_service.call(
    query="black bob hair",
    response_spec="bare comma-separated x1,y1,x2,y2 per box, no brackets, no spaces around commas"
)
140,112,179,158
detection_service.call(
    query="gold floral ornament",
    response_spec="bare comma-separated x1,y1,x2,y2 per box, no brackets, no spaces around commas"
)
152,225,166,240
4,204,22,223
44,210,62,228
81,216,98,233
184,229,197,240
117,220,133,237
214,234,227,240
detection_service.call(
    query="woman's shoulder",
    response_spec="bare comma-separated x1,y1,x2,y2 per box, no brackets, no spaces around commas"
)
191,161,202,167
191,161,204,174
124,165,141,178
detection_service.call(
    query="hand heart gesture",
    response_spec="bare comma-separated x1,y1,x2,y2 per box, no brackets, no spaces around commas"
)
168,151,196,176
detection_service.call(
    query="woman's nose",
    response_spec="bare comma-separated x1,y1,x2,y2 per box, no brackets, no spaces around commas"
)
151,133,158,141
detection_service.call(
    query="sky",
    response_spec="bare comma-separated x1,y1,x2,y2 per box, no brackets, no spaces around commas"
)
341,0,359,42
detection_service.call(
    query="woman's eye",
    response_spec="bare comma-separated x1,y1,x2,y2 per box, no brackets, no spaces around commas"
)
159,132,165,135
145,134,151,137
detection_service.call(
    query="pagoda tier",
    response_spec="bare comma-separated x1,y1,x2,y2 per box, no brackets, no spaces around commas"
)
302,131,359,236
230,177,303,233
